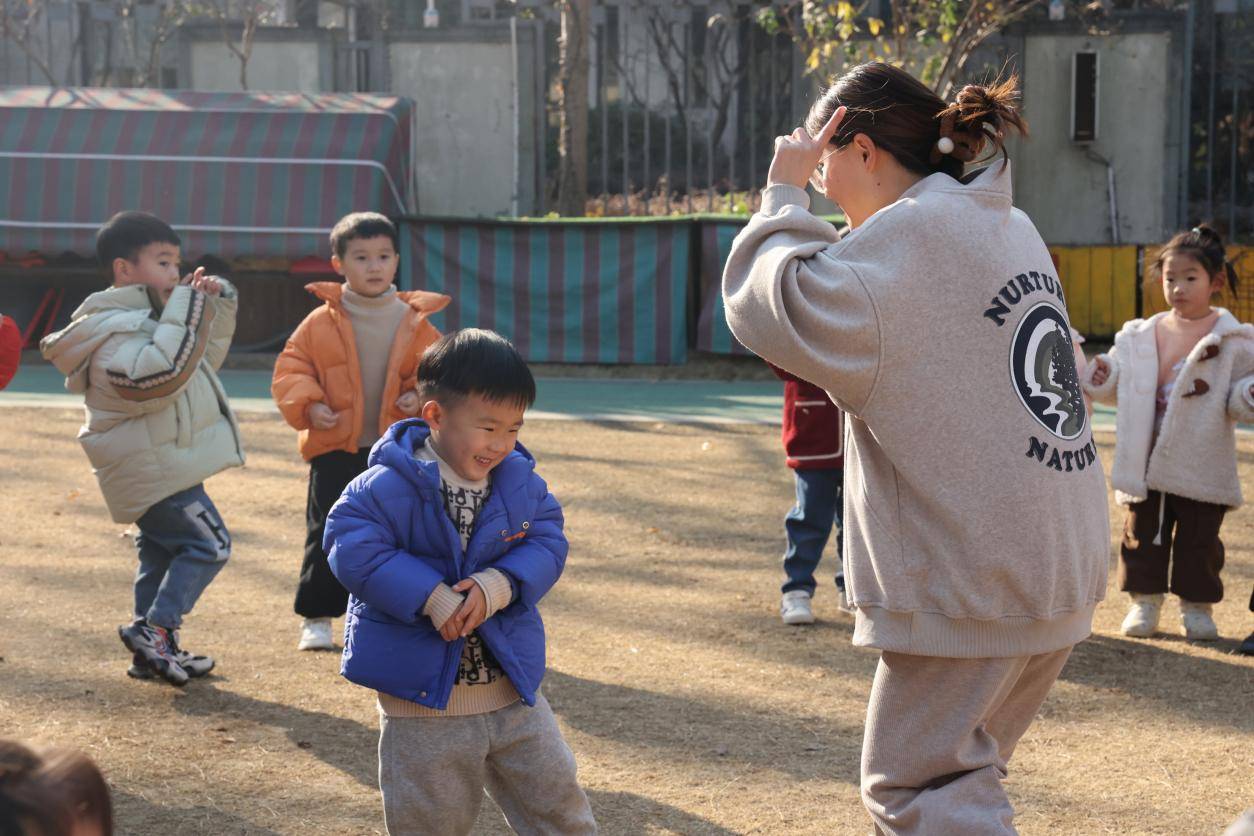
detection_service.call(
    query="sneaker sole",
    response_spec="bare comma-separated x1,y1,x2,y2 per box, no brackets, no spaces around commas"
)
781,612,816,625
118,626,188,687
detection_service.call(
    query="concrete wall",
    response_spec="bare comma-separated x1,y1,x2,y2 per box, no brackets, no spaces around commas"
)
1013,29,1176,245
389,25,540,217
187,38,324,92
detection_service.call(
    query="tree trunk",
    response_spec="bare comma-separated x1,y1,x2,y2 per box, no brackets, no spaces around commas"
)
556,0,590,216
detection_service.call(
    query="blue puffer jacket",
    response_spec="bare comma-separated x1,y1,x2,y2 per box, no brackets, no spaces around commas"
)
325,419,567,710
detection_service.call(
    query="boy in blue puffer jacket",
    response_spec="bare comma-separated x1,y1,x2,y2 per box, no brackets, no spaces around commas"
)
325,328,596,836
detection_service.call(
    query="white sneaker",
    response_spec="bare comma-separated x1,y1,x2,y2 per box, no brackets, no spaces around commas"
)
780,590,815,625
837,585,853,614
1121,593,1163,638
1180,601,1219,641
297,617,336,651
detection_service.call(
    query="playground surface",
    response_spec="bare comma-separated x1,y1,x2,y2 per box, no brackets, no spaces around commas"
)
0,407,1251,835
0,361,1129,431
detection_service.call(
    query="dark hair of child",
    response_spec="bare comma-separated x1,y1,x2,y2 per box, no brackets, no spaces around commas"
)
0,739,113,836
192,254,232,279
95,211,180,269
804,62,1028,181
1146,223,1239,294
417,329,536,410
329,212,399,258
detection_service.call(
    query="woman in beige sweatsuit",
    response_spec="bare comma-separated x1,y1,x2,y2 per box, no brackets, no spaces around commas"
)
723,63,1110,834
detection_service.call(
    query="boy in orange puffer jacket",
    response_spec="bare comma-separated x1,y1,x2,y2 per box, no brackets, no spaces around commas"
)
272,212,449,650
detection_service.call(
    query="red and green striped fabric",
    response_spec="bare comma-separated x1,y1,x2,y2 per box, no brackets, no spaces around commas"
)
0,86,414,260
695,220,754,356
399,218,690,365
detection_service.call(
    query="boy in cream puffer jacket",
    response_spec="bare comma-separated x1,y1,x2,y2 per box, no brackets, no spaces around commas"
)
40,211,244,686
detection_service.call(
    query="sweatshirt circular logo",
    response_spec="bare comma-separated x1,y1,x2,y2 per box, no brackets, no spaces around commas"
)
1010,302,1086,440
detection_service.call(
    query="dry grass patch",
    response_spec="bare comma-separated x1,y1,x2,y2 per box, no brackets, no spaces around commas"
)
0,409,1250,835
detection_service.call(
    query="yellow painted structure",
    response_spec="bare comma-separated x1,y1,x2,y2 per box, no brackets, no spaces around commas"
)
1049,245,1254,338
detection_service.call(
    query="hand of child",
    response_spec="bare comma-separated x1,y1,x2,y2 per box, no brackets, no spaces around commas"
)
191,273,222,296
448,579,488,637
395,390,420,417
308,402,341,430
438,598,467,641
1090,357,1110,386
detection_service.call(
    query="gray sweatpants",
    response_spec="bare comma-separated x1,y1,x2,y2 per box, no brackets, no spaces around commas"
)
860,646,1073,835
378,693,597,836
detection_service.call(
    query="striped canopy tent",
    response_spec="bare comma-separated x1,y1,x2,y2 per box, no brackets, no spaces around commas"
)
0,86,416,262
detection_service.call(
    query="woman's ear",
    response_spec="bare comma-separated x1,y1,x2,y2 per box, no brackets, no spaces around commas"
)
852,133,876,169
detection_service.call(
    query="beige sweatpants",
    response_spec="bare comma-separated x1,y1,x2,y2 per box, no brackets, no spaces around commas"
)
378,693,597,836
860,646,1073,836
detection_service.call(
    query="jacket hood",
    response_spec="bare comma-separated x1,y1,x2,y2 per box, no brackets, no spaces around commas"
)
367,418,537,494
39,285,154,392
304,281,451,315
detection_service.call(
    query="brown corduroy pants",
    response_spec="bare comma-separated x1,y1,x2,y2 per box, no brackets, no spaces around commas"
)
1120,491,1227,603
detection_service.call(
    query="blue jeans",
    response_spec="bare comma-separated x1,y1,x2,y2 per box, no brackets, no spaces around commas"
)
133,484,231,629
782,468,844,596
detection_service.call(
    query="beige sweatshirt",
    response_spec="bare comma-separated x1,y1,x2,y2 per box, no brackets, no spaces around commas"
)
723,164,1109,658
340,286,409,449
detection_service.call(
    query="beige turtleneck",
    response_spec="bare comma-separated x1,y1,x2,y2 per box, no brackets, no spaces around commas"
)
339,285,409,448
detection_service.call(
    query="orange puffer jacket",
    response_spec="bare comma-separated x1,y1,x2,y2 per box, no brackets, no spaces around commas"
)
272,282,450,460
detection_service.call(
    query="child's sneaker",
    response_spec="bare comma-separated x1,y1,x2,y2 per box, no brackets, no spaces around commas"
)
1239,631,1254,656
169,630,215,676
1180,601,1219,641
118,619,188,687
1120,593,1163,638
127,643,215,679
298,617,336,651
780,590,815,625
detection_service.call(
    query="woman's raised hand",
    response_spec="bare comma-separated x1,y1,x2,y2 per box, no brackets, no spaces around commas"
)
767,106,847,190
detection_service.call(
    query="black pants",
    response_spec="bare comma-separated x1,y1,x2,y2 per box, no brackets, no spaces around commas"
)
295,448,371,618
1119,490,1226,604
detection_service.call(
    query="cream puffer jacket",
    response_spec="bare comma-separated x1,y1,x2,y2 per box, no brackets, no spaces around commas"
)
1082,309,1254,508
40,282,245,523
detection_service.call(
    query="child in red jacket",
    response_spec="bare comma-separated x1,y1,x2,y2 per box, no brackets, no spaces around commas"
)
0,313,20,389
770,364,847,624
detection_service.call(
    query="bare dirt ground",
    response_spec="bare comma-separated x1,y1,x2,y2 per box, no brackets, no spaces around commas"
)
1,408,1251,835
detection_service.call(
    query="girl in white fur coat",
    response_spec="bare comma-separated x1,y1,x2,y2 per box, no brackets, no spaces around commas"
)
1084,225,1254,641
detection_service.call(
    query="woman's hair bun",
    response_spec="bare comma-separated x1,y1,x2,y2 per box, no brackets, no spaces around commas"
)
936,77,1027,165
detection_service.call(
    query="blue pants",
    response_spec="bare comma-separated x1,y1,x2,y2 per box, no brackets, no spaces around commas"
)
782,468,844,596
133,484,231,629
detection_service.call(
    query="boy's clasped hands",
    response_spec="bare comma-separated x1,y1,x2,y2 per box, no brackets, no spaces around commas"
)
438,580,490,641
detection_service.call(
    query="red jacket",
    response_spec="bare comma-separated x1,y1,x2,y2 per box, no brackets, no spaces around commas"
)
769,363,844,470
0,314,20,390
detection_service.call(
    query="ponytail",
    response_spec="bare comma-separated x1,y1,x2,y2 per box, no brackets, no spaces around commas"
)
932,77,1028,171
804,62,1028,181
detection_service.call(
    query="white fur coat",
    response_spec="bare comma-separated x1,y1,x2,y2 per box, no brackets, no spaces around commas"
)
1082,309,1254,508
